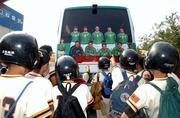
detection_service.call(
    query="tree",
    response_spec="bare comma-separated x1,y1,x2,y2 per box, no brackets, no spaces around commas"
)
139,12,180,53
138,12,180,74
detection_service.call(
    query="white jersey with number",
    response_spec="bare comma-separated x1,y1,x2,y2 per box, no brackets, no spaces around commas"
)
126,74,180,118
25,72,54,110
0,75,52,118
52,82,93,117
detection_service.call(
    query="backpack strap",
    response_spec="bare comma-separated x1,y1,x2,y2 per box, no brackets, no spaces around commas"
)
58,82,81,97
58,83,69,97
5,81,33,118
148,82,163,93
97,72,100,82
133,75,142,83
121,69,129,81
69,83,81,95
102,71,111,81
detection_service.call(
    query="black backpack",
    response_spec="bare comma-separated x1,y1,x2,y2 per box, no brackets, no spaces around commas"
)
53,83,86,118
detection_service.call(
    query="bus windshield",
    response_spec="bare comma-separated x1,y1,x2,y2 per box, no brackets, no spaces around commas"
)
57,6,135,72
61,7,132,43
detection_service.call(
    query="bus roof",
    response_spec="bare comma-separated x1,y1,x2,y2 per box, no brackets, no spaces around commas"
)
65,5,128,10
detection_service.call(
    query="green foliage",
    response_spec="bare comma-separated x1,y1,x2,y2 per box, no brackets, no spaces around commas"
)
139,12,180,53
139,12,180,73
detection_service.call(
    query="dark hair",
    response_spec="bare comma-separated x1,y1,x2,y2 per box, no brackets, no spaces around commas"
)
75,41,80,43
88,41,93,44
40,45,53,55
118,41,122,45
102,42,107,46
36,49,50,69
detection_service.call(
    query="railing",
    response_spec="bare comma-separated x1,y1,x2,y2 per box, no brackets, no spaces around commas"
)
74,56,119,63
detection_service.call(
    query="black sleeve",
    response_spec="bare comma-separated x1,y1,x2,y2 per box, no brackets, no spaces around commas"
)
124,105,147,118
124,105,137,118
69,47,73,56
69,46,76,56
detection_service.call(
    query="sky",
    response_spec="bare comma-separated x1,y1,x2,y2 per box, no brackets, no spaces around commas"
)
5,0,180,51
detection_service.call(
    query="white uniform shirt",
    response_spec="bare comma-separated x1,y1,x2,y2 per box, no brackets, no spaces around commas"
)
111,67,142,90
52,82,93,117
25,72,54,110
127,74,180,118
0,75,52,118
111,67,124,89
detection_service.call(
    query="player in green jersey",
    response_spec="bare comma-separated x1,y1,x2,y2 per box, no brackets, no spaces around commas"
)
85,41,97,56
71,26,80,43
80,26,91,44
97,42,112,56
105,27,116,44
111,42,124,56
117,28,128,50
92,26,104,51
92,26,104,44
105,27,116,50
57,39,66,58
80,26,91,50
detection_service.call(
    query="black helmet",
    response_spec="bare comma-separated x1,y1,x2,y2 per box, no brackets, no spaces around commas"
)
98,57,110,69
145,41,179,73
120,49,139,69
0,31,39,70
55,55,79,81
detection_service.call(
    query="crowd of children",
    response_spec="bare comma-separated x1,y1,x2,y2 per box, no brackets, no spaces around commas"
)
0,31,179,118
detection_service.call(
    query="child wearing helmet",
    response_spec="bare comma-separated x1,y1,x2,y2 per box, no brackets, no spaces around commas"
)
52,55,93,117
0,31,52,117
121,41,180,118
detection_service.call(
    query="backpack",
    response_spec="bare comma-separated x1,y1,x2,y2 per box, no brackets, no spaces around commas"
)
148,77,180,118
110,70,141,114
53,82,86,118
101,71,113,98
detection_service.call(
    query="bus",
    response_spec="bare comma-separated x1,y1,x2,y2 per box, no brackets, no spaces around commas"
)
57,5,136,73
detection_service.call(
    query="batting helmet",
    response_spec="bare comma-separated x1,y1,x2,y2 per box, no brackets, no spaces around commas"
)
145,41,179,73
120,49,139,70
55,55,79,81
0,31,39,70
98,57,110,69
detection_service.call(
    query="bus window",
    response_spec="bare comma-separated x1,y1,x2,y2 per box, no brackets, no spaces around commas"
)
57,5,136,73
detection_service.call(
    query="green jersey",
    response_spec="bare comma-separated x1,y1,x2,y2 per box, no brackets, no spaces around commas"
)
97,48,112,56
117,33,128,44
57,44,66,51
71,31,80,42
80,32,91,44
92,32,103,44
112,47,124,56
105,32,116,44
85,46,97,56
